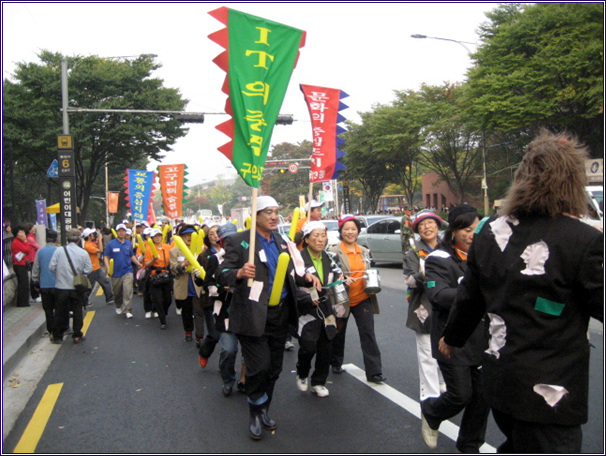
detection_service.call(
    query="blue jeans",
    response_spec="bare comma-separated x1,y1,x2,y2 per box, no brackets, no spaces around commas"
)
219,332,239,386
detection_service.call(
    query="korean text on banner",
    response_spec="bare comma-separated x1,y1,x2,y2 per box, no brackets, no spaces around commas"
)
209,7,306,188
300,84,348,183
124,169,156,222
158,164,187,219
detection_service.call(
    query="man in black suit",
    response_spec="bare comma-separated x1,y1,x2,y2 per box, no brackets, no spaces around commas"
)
218,195,321,440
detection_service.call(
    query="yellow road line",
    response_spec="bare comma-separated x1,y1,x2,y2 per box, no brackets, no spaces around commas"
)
95,284,103,296
13,383,63,453
82,310,95,336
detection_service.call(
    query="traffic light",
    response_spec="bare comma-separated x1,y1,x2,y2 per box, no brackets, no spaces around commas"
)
275,114,294,125
176,113,205,124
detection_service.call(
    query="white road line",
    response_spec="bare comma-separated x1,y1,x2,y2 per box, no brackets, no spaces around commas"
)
342,363,497,453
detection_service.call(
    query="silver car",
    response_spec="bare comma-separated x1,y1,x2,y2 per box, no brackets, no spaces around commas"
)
357,216,403,264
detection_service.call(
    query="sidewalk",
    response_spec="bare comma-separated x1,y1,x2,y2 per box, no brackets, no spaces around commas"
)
2,300,47,381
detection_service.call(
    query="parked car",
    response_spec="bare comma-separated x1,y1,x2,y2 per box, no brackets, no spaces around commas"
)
322,219,341,250
357,217,403,264
355,215,390,233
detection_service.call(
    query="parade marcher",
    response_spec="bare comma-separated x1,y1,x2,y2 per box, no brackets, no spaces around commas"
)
295,221,342,398
170,224,202,340
143,229,173,329
439,131,603,453
32,229,59,336
82,227,114,307
195,223,223,363
25,223,42,303
421,204,489,452
49,228,92,344
195,222,241,396
137,227,154,318
400,208,414,255
218,195,321,440
403,210,446,401
104,224,142,319
11,225,35,307
328,215,386,383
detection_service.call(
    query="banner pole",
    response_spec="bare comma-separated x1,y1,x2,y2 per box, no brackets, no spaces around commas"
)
247,187,258,287
307,182,313,217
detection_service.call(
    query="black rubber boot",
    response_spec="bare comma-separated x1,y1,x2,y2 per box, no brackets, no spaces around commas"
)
260,406,277,430
248,403,263,440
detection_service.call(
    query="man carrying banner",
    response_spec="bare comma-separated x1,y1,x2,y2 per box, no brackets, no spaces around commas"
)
218,196,321,440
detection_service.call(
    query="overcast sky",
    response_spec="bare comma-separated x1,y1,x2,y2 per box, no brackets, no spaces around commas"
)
3,2,497,186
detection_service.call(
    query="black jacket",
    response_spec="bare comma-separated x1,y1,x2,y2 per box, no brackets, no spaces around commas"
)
424,244,487,366
443,214,603,425
217,230,310,337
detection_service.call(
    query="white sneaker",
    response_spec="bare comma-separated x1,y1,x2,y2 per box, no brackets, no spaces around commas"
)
311,385,330,398
145,312,152,319
421,413,439,449
35,297,42,303
285,340,295,351
115,307,123,315
153,312,159,318
296,376,308,392
125,312,133,319
175,307,182,315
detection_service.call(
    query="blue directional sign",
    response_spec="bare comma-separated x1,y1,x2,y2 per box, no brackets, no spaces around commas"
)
47,159,59,178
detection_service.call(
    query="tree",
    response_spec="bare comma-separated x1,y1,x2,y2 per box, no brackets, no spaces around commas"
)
466,3,604,156
2,51,189,225
341,114,395,213
409,83,483,204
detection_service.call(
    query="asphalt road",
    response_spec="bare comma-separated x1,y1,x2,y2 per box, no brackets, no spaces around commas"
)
3,264,604,454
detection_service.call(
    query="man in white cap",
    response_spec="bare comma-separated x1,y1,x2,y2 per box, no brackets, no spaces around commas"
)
103,224,142,318
82,227,114,307
218,195,321,440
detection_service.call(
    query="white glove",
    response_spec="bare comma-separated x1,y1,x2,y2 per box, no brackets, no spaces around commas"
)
193,269,202,278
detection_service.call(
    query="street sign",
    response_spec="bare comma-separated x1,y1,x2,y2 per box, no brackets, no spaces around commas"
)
288,163,299,174
58,150,75,177
47,159,59,178
57,135,73,149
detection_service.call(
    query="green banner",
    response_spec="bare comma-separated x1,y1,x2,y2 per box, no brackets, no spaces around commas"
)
227,10,304,187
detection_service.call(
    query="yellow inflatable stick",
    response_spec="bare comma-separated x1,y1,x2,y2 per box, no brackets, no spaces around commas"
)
147,238,159,258
289,208,300,241
137,234,147,254
162,224,171,243
245,216,251,230
173,235,206,279
195,229,206,255
108,259,114,277
111,228,118,239
232,219,238,225
268,252,290,306
190,232,198,254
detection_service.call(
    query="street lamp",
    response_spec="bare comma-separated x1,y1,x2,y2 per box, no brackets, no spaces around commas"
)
411,34,475,55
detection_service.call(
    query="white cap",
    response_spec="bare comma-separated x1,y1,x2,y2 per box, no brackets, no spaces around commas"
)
116,223,127,231
143,227,153,236
82,228,95,238
256,195,279,212
136,220,149,227
122,219,129,224
306,200,325,211
150,229,162,237
303,221,327,237
125,228,132,236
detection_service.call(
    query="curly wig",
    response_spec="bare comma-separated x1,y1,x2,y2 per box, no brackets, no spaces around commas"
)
501,130,589,219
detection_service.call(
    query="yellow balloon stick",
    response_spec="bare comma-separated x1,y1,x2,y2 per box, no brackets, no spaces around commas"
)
245,216,251,230
137,234,147,254
191,231,198,253
268,252,290,306
147,238,159,258
162,224,171,243
232,219,238,225
111,228,118,238
289,208,300,241
108,258,114,277
173,235,206,279
196,230,206,255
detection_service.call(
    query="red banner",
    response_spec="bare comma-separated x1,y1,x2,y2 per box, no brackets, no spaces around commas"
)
300,84,348,183
107,192,120,214
158,164,186,219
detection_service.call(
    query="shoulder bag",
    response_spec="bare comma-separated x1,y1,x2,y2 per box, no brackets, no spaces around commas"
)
64,246,92,293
